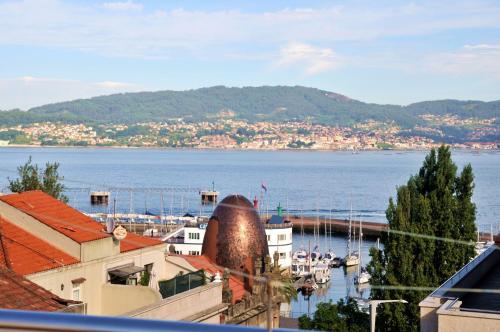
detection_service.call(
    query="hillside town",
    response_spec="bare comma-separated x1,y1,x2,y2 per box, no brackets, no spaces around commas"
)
0,116,498,150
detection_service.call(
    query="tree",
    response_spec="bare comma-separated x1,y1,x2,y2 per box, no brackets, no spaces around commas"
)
298,298,369,331
368,145,476,331
8,157,68,202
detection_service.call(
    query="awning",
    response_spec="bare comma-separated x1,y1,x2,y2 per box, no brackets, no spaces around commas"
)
108,266,145,278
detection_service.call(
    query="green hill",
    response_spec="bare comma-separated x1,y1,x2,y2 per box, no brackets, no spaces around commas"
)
1,86,499,128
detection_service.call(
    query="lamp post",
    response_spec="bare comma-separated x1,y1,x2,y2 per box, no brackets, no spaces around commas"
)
369,299,408,332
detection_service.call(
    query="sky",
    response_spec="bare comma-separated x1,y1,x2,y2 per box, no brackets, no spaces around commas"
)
0,0,500,110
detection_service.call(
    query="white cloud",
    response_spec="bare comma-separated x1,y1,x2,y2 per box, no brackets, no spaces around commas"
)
102,1,142,11
95,80,136,89
426,44,500,76
464,44,500,50
0,0,498,59
276,43,339,74
0,77,142,110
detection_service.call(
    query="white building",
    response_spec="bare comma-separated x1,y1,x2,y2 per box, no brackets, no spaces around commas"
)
164,216,293,268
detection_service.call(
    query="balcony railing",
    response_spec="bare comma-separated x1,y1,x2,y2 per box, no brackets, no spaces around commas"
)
0,309,297,332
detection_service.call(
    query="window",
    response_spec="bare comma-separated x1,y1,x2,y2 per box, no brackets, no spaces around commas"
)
189,250,200,255
278,234,286,242
188,233,200,240
279,252,286,258
72,285,81,301
267,235,271,241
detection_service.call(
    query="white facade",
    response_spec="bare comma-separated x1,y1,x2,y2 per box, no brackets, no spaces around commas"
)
165,223,293,268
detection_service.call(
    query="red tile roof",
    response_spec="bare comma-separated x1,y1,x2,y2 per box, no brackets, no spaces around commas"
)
0,191,109,244
0,216,79,275
120,231,162,253
0,266,70,311
182,255,246,304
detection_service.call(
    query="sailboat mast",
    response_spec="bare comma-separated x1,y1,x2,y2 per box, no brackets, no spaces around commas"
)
347,200,352,256
358,215,362,275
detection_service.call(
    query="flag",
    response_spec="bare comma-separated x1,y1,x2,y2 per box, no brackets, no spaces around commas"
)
261,182,267,193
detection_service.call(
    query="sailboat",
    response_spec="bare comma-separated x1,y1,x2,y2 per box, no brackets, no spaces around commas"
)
354,218,371,285
323,209,337,266
344,202,360,267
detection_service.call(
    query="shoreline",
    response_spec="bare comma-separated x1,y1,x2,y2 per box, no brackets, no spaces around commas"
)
2,144,499,153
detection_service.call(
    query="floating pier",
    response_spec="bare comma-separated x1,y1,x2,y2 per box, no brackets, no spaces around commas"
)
90,191,110,205
200,190,218,204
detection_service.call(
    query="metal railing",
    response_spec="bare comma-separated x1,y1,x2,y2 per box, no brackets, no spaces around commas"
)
0,309,297,332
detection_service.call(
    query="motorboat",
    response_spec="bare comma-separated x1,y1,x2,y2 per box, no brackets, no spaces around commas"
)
313,263,331,284
292,249,308,263
322,250,336,265
291,260,312,278
310,250,323,265
331,257,343,267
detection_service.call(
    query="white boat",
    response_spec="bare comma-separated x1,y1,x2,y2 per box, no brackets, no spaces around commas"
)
313,263,331,284
354,218,371,285
292,249,308,263
291,259,312,278
345,251,360,267
355,269,371,285
344,202,360,266
322,250,336,265
310,250,322,265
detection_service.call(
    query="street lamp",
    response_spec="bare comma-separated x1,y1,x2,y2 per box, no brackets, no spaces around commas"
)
369,299,408,332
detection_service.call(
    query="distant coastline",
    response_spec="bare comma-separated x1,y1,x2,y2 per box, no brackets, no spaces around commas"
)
2,143,499,152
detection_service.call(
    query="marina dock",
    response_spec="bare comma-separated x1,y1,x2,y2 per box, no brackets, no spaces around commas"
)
284,215,387,237
282,215,499,241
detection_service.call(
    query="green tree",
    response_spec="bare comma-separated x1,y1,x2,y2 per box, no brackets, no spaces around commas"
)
298,298,369,331
368,145,476,331
8,157,68,202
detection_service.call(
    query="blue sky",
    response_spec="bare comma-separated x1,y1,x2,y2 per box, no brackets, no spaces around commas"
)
0,0,499,109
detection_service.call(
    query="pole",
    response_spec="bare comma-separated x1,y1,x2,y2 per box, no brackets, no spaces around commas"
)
370,302,377,332
369,300,408,332
266,277,273,332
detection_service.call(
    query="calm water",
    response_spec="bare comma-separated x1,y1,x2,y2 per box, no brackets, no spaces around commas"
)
0,148,499,227
1,147,499,315
290,233,376,317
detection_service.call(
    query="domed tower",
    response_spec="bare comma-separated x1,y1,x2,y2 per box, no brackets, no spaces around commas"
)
202,195,269,291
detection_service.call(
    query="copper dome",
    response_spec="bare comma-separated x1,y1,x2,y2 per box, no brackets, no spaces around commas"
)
201,195,269,291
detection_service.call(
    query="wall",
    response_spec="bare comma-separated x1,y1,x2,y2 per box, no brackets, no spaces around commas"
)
81,237,118,262
437,306,500,332
101,284,162,316
419,296,442,332
266,226,293,268
28,243,168,315
164,255,197,279
125,282,224,323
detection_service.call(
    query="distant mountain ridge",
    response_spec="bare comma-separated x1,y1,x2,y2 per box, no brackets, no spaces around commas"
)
1,86,499,127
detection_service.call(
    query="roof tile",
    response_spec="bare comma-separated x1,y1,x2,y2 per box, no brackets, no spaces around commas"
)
0,266,69,311
0,191,109,243
0,216,79,275
182,255,246,304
